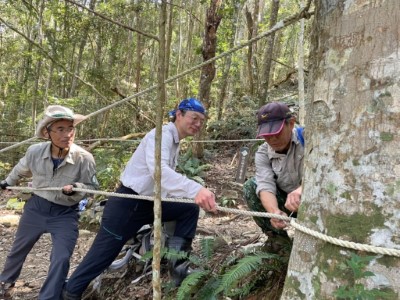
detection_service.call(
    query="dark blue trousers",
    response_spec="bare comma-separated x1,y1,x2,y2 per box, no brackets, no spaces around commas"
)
65,184,199,296
0,194,79,300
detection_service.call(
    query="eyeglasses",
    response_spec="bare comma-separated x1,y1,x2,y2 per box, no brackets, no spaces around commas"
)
48,127,76,134
185,113,205,126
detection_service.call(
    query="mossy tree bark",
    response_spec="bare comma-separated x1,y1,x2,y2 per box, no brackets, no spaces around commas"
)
282,0,400,298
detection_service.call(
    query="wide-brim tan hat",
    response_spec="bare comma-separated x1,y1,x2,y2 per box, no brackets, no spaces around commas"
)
36,105,86,139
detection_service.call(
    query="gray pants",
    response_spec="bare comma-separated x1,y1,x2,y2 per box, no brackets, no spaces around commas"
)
0,194,79,300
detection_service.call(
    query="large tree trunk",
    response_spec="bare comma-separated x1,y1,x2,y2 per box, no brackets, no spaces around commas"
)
193,0,222,158
282,0,400,298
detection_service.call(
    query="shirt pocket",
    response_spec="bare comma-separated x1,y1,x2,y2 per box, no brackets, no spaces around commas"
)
271,160,283,177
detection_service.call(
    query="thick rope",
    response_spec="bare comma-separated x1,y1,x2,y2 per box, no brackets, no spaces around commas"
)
0,6,314,154
289,221,400,257
76,138,263,143
6,185,400,258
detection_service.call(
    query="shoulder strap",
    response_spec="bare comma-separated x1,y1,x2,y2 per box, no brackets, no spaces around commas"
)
296,126,305,147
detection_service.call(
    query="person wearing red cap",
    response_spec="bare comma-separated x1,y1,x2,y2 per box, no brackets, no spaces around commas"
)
0,105,98,300
63,98,217,299
244,102,304,246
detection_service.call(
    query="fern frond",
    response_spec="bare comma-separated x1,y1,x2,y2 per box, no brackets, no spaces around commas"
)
162,248,189,261
188,255,202,267
216,252,281,294
140,247,170,261
195,276,221,300
200,237,215,260
176,270,209,300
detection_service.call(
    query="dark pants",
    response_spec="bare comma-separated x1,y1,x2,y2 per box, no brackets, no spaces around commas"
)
0,194,79,300
65,184,199,296
243,177,296,237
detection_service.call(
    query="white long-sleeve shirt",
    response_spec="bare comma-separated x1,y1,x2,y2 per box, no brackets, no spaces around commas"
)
120,122,203,199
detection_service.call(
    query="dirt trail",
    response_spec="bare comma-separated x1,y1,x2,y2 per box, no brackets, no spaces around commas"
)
0,150,264,299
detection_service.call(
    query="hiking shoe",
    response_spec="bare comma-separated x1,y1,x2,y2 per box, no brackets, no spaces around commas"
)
62,288,82,300
0,282,15,300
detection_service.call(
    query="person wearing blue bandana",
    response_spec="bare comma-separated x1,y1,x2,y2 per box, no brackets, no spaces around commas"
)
63,98,217,299
168,98,207,118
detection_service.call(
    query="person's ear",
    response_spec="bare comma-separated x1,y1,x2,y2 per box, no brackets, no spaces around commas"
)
43,128,50,139
176,110,183,119
289,117,296,129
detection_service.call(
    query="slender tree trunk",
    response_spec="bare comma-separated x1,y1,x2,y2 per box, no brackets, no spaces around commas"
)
179,0,195,99
165,0,173,78
32,0,46,133
245,6,255,96
259,0,280,106
282,0,400,298
134,3,142,94
297,0,305,124
69,0,96,97
217,2,240,120
153,1,166,298
193,0,222,158
175,6,183,99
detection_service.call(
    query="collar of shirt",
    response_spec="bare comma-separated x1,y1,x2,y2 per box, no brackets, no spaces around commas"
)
42,142,78,165
167,122,180,144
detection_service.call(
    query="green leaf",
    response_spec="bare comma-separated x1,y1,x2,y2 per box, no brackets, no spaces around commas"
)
176,270,209,300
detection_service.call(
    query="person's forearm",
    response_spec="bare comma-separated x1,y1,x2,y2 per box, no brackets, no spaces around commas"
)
259,190,288,230
259,190,280,213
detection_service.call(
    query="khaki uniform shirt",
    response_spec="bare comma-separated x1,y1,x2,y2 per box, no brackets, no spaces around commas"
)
255,128,304,196
120,122,203,199
6,142,97,206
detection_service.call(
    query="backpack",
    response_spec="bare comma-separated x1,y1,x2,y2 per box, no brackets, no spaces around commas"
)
296,126,305,147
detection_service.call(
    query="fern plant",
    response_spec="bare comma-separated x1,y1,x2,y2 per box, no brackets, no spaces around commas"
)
215,252,281,297
173,236,288,300
177,148,212,185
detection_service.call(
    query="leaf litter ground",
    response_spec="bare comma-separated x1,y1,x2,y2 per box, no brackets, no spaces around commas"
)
0,147,278,300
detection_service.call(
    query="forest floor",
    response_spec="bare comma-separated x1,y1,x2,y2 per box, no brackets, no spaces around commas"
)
0,145,285,300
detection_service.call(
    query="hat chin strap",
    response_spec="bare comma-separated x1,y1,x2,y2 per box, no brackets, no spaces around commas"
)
46,128,66,158
50,140,66,158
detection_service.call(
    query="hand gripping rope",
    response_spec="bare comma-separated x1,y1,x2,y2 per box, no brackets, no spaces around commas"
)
6,185,400,258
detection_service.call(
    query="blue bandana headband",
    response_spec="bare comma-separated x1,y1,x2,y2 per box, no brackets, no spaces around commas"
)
168,98,206,118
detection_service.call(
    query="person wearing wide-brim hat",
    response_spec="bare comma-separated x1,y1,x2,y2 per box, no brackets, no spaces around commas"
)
36,105,86,139
0,105,98,300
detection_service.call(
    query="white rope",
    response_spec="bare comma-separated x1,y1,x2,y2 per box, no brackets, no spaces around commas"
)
7,186,290,221
0,138,263,145
290,220,400,257
7,185,400,257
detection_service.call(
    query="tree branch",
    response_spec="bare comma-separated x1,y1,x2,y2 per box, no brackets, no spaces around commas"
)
63,0,159,42
0,16,109,102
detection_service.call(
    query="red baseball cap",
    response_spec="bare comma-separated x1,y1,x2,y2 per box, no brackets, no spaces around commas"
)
256,102,293,137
